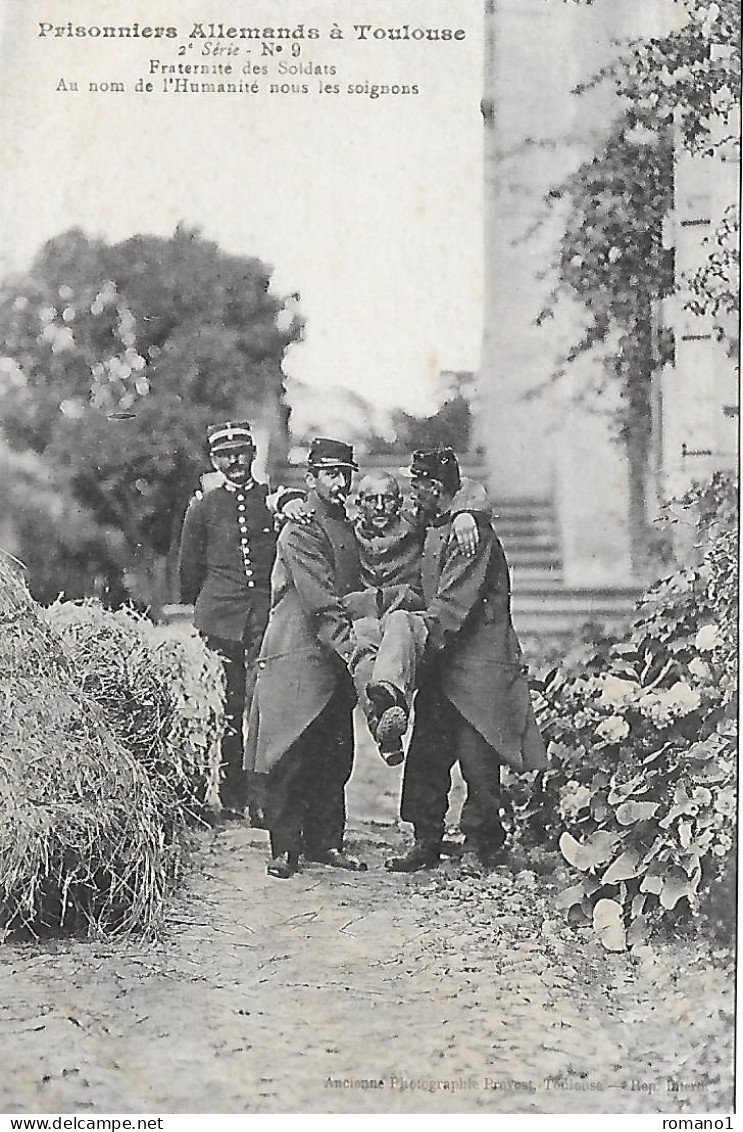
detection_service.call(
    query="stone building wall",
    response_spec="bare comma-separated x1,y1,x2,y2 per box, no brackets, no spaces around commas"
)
474,0,734,587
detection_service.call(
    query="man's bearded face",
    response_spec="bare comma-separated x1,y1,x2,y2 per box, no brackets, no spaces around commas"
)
410,475,443,521
357,475,402,533
307,465,353,508
212,444,255,486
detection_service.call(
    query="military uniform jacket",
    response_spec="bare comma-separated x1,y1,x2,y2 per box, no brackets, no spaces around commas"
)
421,512,547,773
245,490,360,775
178,478,277,642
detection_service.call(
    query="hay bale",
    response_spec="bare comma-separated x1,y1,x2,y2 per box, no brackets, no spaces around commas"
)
47,600,225,822
0,555,167,938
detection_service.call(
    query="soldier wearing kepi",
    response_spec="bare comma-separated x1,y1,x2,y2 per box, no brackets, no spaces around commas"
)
386,447,548,874
178,420,280,823
245,438,366,880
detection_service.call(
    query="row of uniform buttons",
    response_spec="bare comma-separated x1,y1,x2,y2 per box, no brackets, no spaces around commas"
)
236,493,255,588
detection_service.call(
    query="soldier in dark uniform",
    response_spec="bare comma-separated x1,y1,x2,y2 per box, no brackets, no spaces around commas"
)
245,438,366,879
178,420,287,822
386,447,548,873
278,471,488,765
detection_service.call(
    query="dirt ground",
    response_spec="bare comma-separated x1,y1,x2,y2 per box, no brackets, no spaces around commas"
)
0,722,735,1116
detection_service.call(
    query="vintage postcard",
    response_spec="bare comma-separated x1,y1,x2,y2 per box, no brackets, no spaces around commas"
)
0,0,738,1122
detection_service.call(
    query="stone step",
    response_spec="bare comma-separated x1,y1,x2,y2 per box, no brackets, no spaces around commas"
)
494,513,557,530
507,547,563,568
500,537,559,556
489,497,554,513
514,587,640,612
511,587,641,639
511,569,565,589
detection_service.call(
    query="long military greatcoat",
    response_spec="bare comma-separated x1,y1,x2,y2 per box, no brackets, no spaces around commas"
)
421,512,547,773
245,490,360,775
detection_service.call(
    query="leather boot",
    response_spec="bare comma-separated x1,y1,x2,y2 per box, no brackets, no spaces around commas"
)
385,839,440,872
304,847,369,872
367,680,407,715
267,850,299,879
375,706,408,765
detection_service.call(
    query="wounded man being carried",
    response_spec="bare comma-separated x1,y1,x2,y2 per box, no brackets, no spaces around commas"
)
282,465,490,765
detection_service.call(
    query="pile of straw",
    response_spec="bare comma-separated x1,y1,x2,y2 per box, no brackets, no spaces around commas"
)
0,556,165,936
48,601,224,829
0,559,224,939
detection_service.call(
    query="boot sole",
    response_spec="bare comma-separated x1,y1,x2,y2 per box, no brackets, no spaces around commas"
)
384,856,440,873
267,863,296,879
376,706,408,749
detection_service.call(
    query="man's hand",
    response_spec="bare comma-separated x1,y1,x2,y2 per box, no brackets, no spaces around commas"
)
282,497,315,525
452,511,479,557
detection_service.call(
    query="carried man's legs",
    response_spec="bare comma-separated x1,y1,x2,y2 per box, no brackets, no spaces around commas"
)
366,608,428,759
348,597,428,765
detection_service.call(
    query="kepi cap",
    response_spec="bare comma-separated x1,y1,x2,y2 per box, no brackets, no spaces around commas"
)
403,446,461,493
207,419,255,453
307,437,358,470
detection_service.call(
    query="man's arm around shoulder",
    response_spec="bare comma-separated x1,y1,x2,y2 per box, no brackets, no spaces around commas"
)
423,514,499,653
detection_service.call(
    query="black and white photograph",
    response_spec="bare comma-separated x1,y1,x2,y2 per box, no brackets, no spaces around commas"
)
0,0,739,1120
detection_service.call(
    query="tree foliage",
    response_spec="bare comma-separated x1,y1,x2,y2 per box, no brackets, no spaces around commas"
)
610,0,740,155
0,226,303,604
568,0,741,155
686,204,740,354
389,393,472,455
541,121,674,436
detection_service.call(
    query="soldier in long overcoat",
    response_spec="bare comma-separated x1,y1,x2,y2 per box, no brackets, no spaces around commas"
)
178,420,287,821
386,447,547,873
245,438,366,879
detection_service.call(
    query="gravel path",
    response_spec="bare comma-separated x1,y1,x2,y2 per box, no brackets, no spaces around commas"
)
0,730,734,1115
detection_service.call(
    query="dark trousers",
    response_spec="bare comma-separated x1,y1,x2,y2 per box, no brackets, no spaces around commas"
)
205,603,267,810
264,689,355,859
401,678,504,850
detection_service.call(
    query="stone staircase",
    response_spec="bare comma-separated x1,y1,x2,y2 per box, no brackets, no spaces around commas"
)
271,456,642,643
488,495,640,641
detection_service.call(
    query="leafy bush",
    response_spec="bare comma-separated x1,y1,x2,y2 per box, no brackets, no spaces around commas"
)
524,474,737,950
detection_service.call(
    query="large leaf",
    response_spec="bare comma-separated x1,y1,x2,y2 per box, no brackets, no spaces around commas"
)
555,882,589,911
593,899,627,952
641,836,668,866
660,868,696,910
615,800,660,825
627,913,650,948
590,795,610,822
559,832,587,870
631,893,647,918
602,849,640,885
640,873,664,896
607,773,647,805
559,830,620,871
689,764,730,785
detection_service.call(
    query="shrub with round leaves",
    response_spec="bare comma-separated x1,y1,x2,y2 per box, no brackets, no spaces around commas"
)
525,474,737,950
